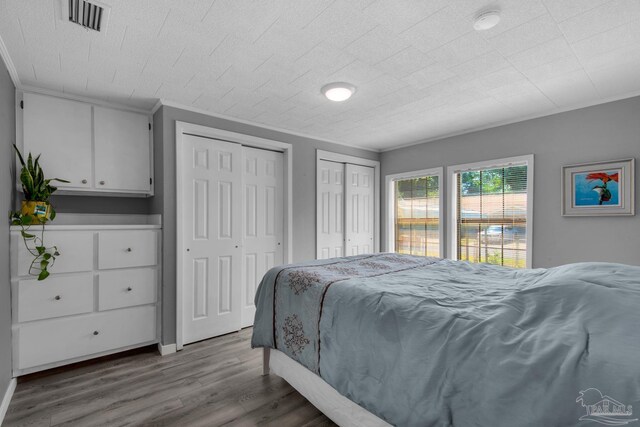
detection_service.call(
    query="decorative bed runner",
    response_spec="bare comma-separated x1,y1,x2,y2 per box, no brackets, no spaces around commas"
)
271,253,439,373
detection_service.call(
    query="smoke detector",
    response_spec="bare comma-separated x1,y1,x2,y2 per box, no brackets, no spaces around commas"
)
473,10,501,31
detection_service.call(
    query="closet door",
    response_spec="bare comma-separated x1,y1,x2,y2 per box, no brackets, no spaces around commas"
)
316,160,346,259
345,164,375,255
241,147,284,327
181,134,242,345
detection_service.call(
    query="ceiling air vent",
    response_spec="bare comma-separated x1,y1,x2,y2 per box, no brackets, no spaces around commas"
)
68,0,105,32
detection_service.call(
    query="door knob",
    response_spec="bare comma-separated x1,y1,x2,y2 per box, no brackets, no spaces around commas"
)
54,295,61,301
81,179,87,184
99,181,105,185
126,248,132,252
93,331,99,336
127,287,133,292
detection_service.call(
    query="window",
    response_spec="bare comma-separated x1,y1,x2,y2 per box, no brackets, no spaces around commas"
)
386,168,443,257
448,156,533,268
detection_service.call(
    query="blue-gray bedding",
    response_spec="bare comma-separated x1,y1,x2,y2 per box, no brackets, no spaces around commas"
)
251,254,640,427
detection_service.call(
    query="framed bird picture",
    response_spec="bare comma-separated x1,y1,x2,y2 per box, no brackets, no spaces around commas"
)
562,158,635,216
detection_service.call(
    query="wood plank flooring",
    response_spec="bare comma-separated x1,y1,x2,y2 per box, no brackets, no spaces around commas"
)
4,328,337,427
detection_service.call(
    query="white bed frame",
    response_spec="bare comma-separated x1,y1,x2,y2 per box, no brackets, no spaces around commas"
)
263,348,391,427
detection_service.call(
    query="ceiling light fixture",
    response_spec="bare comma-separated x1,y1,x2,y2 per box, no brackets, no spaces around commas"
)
321,82,356,102
473,10,501,31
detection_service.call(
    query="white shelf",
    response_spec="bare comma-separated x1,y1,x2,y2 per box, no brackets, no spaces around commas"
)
10,213,162,231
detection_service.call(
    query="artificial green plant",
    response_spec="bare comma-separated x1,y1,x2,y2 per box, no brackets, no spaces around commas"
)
11,144,69,280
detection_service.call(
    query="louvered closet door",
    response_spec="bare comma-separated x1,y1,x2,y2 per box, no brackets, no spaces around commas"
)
241,146,284,328
182,134,242,345
317,160,346,259
345,164,375,255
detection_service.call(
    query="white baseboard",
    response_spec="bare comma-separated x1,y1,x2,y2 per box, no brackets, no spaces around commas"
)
0,378,16,426
157,343,177,356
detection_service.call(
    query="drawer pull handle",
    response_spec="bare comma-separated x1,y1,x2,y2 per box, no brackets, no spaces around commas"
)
93,331,99,336
81,179,87,184
126,247,133,252
127,287,133,292
99,181,105,185
54,295,61,301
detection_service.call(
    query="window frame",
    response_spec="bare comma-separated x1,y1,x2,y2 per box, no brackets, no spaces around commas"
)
386,167,444,257
447,155,534,268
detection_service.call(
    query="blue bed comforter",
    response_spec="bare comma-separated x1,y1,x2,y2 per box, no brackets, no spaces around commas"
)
251,254,640,427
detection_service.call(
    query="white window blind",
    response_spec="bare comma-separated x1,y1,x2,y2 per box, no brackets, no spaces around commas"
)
454,161,530,268
393,173,441,257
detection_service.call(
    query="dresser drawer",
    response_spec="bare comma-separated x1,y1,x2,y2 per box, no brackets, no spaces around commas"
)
17,273,94,322
98,230,157,269
15,231,93,276
99,268,157,311
16,305,156,370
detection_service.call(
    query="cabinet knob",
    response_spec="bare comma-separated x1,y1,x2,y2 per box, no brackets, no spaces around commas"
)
127,286,133,292
126,247,132,252
99,181,105,185
93,331,99,336
81,179,87,184
54,295,61,301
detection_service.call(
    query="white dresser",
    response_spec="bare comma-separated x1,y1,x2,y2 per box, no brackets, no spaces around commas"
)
10,215,161,376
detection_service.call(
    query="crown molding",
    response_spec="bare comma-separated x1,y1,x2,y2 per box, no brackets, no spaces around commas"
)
0,33,20,88
157,99,380,153
151,99,163,115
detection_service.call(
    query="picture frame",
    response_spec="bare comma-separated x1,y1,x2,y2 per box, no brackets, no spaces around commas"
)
562,158,635,216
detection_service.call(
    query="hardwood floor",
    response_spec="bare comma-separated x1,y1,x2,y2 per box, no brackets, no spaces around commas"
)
4,328,337,427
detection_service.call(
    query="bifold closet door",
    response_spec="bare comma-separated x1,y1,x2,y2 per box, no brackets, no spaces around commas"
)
317,160,345,260
241,146,284,328
345,164,375,256
182,134,242,345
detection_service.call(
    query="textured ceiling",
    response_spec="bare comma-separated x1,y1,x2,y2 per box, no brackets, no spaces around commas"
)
1,0,640,150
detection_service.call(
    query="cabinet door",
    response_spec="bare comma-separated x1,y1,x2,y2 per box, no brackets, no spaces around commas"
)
22,93,92,189
94,107,151,192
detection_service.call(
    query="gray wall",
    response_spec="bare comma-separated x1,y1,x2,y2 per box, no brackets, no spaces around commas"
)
152,106,379,344
381,96,640,268
0,58,16,399
48,194,150,214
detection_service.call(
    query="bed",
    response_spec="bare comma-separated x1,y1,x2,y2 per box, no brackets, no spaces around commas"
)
251,253,640,427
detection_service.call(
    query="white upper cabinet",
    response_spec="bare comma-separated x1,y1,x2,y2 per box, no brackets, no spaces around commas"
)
94,107,151,193
22,93,93,190
20,92,153,197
